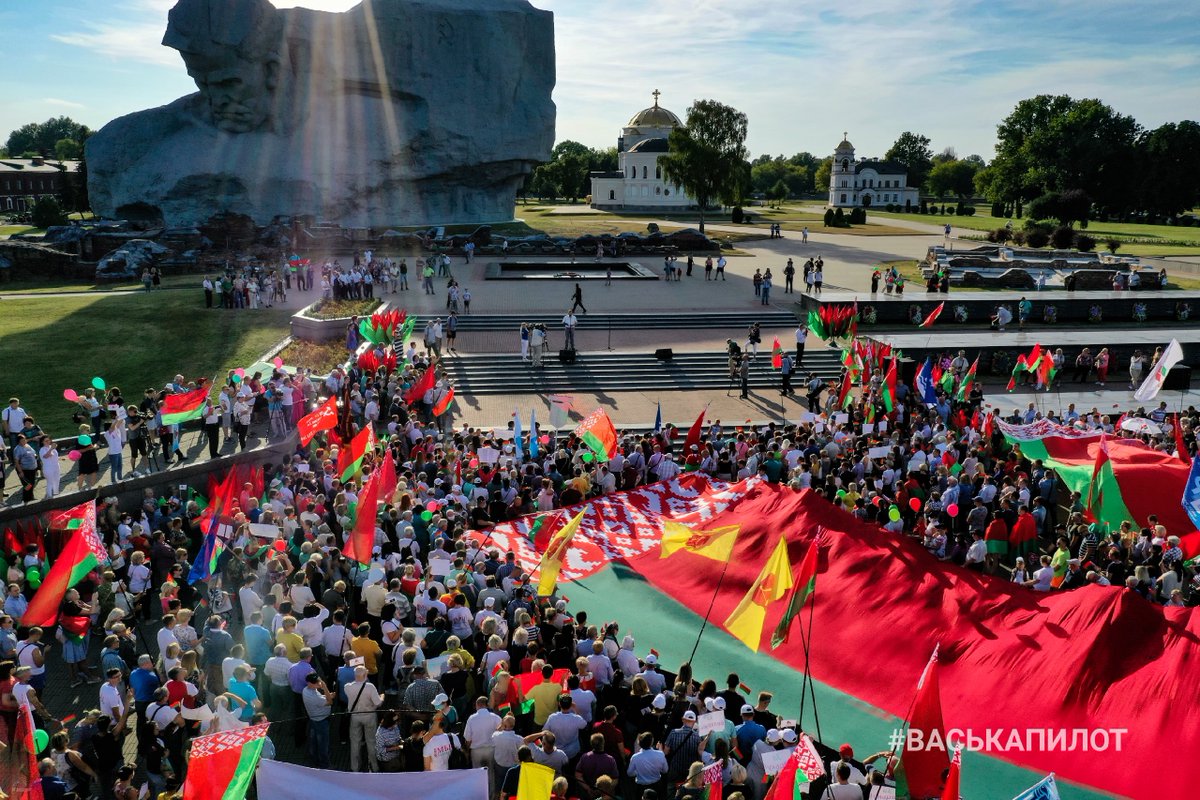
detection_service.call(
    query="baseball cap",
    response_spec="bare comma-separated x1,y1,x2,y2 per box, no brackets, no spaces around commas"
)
839,743,854,757
432,693,449,709
703,698,715,711
484,597,495,607
766,729,782,744
644,654,658,665
741,704,754,715
712,697,726,711
651,694,667,710
682,710,697,722
782,729,798,744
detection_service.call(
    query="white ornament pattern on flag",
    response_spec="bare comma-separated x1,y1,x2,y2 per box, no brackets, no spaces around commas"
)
700,760,723,786
483,475,755,582
796,734,826,780
189,723,270,758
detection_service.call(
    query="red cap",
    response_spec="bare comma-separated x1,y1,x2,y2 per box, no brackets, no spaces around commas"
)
839,743,854,757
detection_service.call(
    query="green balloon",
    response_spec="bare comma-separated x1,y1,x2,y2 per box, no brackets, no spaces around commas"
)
421,510,433,522
231,374,242,383
91,376,106,391
26,567,41,589
835,489,847,498
78,434,92,446
888,506,901,522
580,452,594,463
33,728,49,753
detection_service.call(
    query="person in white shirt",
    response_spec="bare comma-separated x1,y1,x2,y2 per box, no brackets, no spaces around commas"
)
344,666,384,772
562,313,578,350
463,697,502,780
296,604,330,649
99,668,127,720
239,578,264,622
637,654,665,695
423,712,463,771
614,636,640,686
964,532,987,569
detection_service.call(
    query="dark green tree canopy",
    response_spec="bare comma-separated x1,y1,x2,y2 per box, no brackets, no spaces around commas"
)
884,132,934,191
5,116,91,158
658,99,749,232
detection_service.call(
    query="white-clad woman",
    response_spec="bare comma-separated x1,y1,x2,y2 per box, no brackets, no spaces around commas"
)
38,434,61,498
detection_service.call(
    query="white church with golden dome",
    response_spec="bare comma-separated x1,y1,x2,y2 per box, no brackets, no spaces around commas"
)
589,91,694,211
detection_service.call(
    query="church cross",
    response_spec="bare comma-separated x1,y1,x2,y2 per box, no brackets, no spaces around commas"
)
843,131,848,141
652,89,661,107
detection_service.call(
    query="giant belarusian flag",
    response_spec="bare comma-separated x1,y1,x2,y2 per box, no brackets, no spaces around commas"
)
182,724,269,800
23,501,105,627
471,473,1198,799
160,387,209,425
574,408,618,460
1000,418,1200,557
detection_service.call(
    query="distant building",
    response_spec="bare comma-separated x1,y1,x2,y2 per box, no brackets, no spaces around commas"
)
590,90,694,211
827,134,919,209
0,157,79,213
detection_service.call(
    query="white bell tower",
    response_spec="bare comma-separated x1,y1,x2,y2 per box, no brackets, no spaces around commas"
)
829,133,856,207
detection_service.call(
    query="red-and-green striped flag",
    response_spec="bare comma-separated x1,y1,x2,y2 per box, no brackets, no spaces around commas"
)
771,337,783,369
432,386,456,416
337,424,376,483
160,387,209,425
343,467,382,565
181,724,270,800
955,356,979,402
771,539,819,649
573,408,618,460
881,357,898,413
22,503,104,628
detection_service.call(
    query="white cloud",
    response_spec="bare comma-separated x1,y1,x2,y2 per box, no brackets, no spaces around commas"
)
44,98,86,109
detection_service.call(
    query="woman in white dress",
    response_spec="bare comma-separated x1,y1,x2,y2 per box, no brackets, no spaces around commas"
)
38,434,61,498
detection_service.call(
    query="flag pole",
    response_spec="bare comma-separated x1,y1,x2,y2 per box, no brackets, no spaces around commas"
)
869,645,938,800
795,587,822,744
688,558,732,665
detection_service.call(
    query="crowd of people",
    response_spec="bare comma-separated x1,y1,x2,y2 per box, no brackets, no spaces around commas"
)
0,332,1195,800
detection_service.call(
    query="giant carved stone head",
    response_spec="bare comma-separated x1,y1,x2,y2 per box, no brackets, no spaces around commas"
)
162,0,283,133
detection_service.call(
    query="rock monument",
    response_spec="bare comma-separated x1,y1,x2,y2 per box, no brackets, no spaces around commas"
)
87,0,555,227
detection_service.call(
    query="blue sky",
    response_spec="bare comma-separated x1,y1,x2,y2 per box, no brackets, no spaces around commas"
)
2,0,1198,161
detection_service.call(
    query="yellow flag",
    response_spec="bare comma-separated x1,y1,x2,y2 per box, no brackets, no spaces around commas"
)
517,761,556,800
723,535,793,652
659,520,740,561
536,509,586,597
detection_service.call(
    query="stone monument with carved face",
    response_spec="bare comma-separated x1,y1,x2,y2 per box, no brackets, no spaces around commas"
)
86,0,555,227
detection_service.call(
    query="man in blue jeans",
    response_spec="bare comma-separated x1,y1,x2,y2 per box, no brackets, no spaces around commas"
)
302,672,335,768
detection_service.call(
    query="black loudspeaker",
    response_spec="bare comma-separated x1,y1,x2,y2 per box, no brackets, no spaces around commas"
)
655,348,674,361
559,348,577,364
1164,363,1191,391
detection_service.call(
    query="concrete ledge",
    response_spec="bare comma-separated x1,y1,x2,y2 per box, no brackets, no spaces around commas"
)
290,299,383,342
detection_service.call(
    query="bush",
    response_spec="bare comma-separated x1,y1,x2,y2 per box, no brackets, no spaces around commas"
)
646,222,660,233
992,227,1013,244
955,202,965,216
905,199,913,212
991,201,1005,218
1050,226,1075,249
731,206,744,224
962,206,976,216
919,200,928,214
849,207,866,224
1025,229,1050,248
823,208,835,227
1011,230,1027,246
1075,234,1096,252
31,197,67,228
1023,219,1051,235
834,208,847,227
941,205,948,214
885,203,896,213
1106,238,1121,254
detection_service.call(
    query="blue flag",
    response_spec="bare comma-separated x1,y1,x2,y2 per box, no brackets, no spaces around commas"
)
529,408,539,459
914,357,938,406
653,402,662,434
513,409,524,461
1011,774,1060,800
188,516,225,584
1182,455,1200,532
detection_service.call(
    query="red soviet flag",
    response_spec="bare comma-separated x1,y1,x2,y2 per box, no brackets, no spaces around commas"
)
297,396,338,447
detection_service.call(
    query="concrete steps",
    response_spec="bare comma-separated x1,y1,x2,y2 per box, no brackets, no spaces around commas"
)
413,310,798,332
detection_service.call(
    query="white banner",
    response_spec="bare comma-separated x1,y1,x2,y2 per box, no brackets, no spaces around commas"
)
256,759,488,800
1134,337,1183,402
696,710,725,736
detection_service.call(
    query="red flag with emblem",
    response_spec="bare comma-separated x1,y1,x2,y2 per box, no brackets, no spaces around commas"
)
297,395,339,446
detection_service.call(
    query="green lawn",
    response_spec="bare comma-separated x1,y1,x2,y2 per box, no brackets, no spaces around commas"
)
0,292,289,435
0,274,199,294
0,225,35,238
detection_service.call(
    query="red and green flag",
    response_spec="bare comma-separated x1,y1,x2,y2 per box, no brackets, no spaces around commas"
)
881,357,898,413
955,356,979,402
22,504,103,628
344,467,382,565
771,538,819,649
683,407,707,462
771,337,783,369
920,301,945,328
181,723,270,800
403,365,436,406
574,408,618,460
837,371,854,409
337,424,376,482
160,387,209,425
699,759,723,800
1006,353,1028,392
432,386,456,416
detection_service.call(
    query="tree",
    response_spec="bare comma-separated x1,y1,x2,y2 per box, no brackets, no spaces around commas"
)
932,147,957,166
5,116,91,158
927,160,979,200
658,99,749,233
1137,121,1200,219
767,179,790,205
590,146,619,174
814,157,832,194
31,197,68,228
1027,189,1091,227
884,132,934,192
54,138,81,160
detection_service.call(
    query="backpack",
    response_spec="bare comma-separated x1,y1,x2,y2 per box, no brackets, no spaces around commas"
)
447,733,469,769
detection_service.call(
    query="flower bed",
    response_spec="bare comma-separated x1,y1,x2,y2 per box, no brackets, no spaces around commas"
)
303,298,381,320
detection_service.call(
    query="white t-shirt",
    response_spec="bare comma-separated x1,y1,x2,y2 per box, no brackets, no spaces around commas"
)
100,682,125,717
1032,566,1054,591
423,732,460,771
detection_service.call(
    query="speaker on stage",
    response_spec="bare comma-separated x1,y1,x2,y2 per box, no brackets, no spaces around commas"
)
655,348,674,361
559,348,577,364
